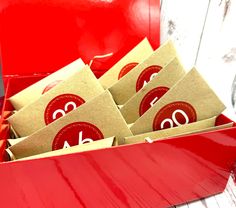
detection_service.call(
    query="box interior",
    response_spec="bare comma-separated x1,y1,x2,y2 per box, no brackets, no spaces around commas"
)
1,72,236,161
0,72,236,207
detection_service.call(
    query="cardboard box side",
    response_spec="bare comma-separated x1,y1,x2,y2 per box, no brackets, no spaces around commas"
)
1,126,236,207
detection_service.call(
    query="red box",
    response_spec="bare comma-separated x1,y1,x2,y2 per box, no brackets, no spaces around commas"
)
1,1,236,207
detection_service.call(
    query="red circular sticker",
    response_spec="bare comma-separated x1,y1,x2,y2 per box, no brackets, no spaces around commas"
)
44,94,85,125
139,86,169,116
42,80,62,94
153,101,197,131
52,122,104,150
136,65,162,92
118,62,138,79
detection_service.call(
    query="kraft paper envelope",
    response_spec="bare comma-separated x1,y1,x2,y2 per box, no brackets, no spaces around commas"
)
124,117,216,144
9,58,85,110
9,137,115,161
8,66,104,137
130,68,226,135
99,38,153,89
9,91,132,159
126,122,233,145
120,57,186,124
109,40,178,104
7,137,27,146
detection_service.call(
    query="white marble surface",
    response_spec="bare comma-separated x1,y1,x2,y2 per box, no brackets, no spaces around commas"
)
174,176,236,208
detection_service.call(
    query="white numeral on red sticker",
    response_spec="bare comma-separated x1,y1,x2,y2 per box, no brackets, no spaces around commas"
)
52,101,77,120
63,131,94,149
142,72,158,89
150,73,158,80
63,141,71,149
150,97,158,107
160,109,189,129
78,131,93,144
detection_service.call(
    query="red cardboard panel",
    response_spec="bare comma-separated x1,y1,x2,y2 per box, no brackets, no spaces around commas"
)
0,126,236,207
0,135,6,162
0,0,160,76
0,72,236,208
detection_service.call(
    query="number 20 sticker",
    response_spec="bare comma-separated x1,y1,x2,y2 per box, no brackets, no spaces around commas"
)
153,101,197,131
52,122,104,150
44,94,85,125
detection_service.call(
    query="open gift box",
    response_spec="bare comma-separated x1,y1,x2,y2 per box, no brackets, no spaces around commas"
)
0,0,236,207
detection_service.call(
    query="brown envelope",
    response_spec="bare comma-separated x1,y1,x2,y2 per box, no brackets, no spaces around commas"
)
130,68,226,135
8,66,104,137
9,91,132,159
175,122,233,137
120,57,186,124
99,38,153,89
7,137,27,146
10,137,115,161
109,40,178,104
124,117,216,144
9,58,85,110
125,122,233,145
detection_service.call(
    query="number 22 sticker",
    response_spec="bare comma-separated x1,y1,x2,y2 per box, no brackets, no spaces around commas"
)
44,94,85,125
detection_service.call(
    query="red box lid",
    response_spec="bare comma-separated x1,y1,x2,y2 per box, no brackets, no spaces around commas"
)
0,0,160,76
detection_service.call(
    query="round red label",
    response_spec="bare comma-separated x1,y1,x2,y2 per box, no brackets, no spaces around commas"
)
118,62,138,79
42,80,62,94
52,122,104,150
153,101,197,131
139,86,169,116
136,65,162,92
44,94,85,125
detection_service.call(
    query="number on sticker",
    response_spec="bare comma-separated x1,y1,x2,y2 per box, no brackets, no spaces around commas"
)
150,97,158,107
160,109,189,129
78,131,94,144
63,131,94,148
52,101,77,120
63,141,71,149
142,72,158,89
